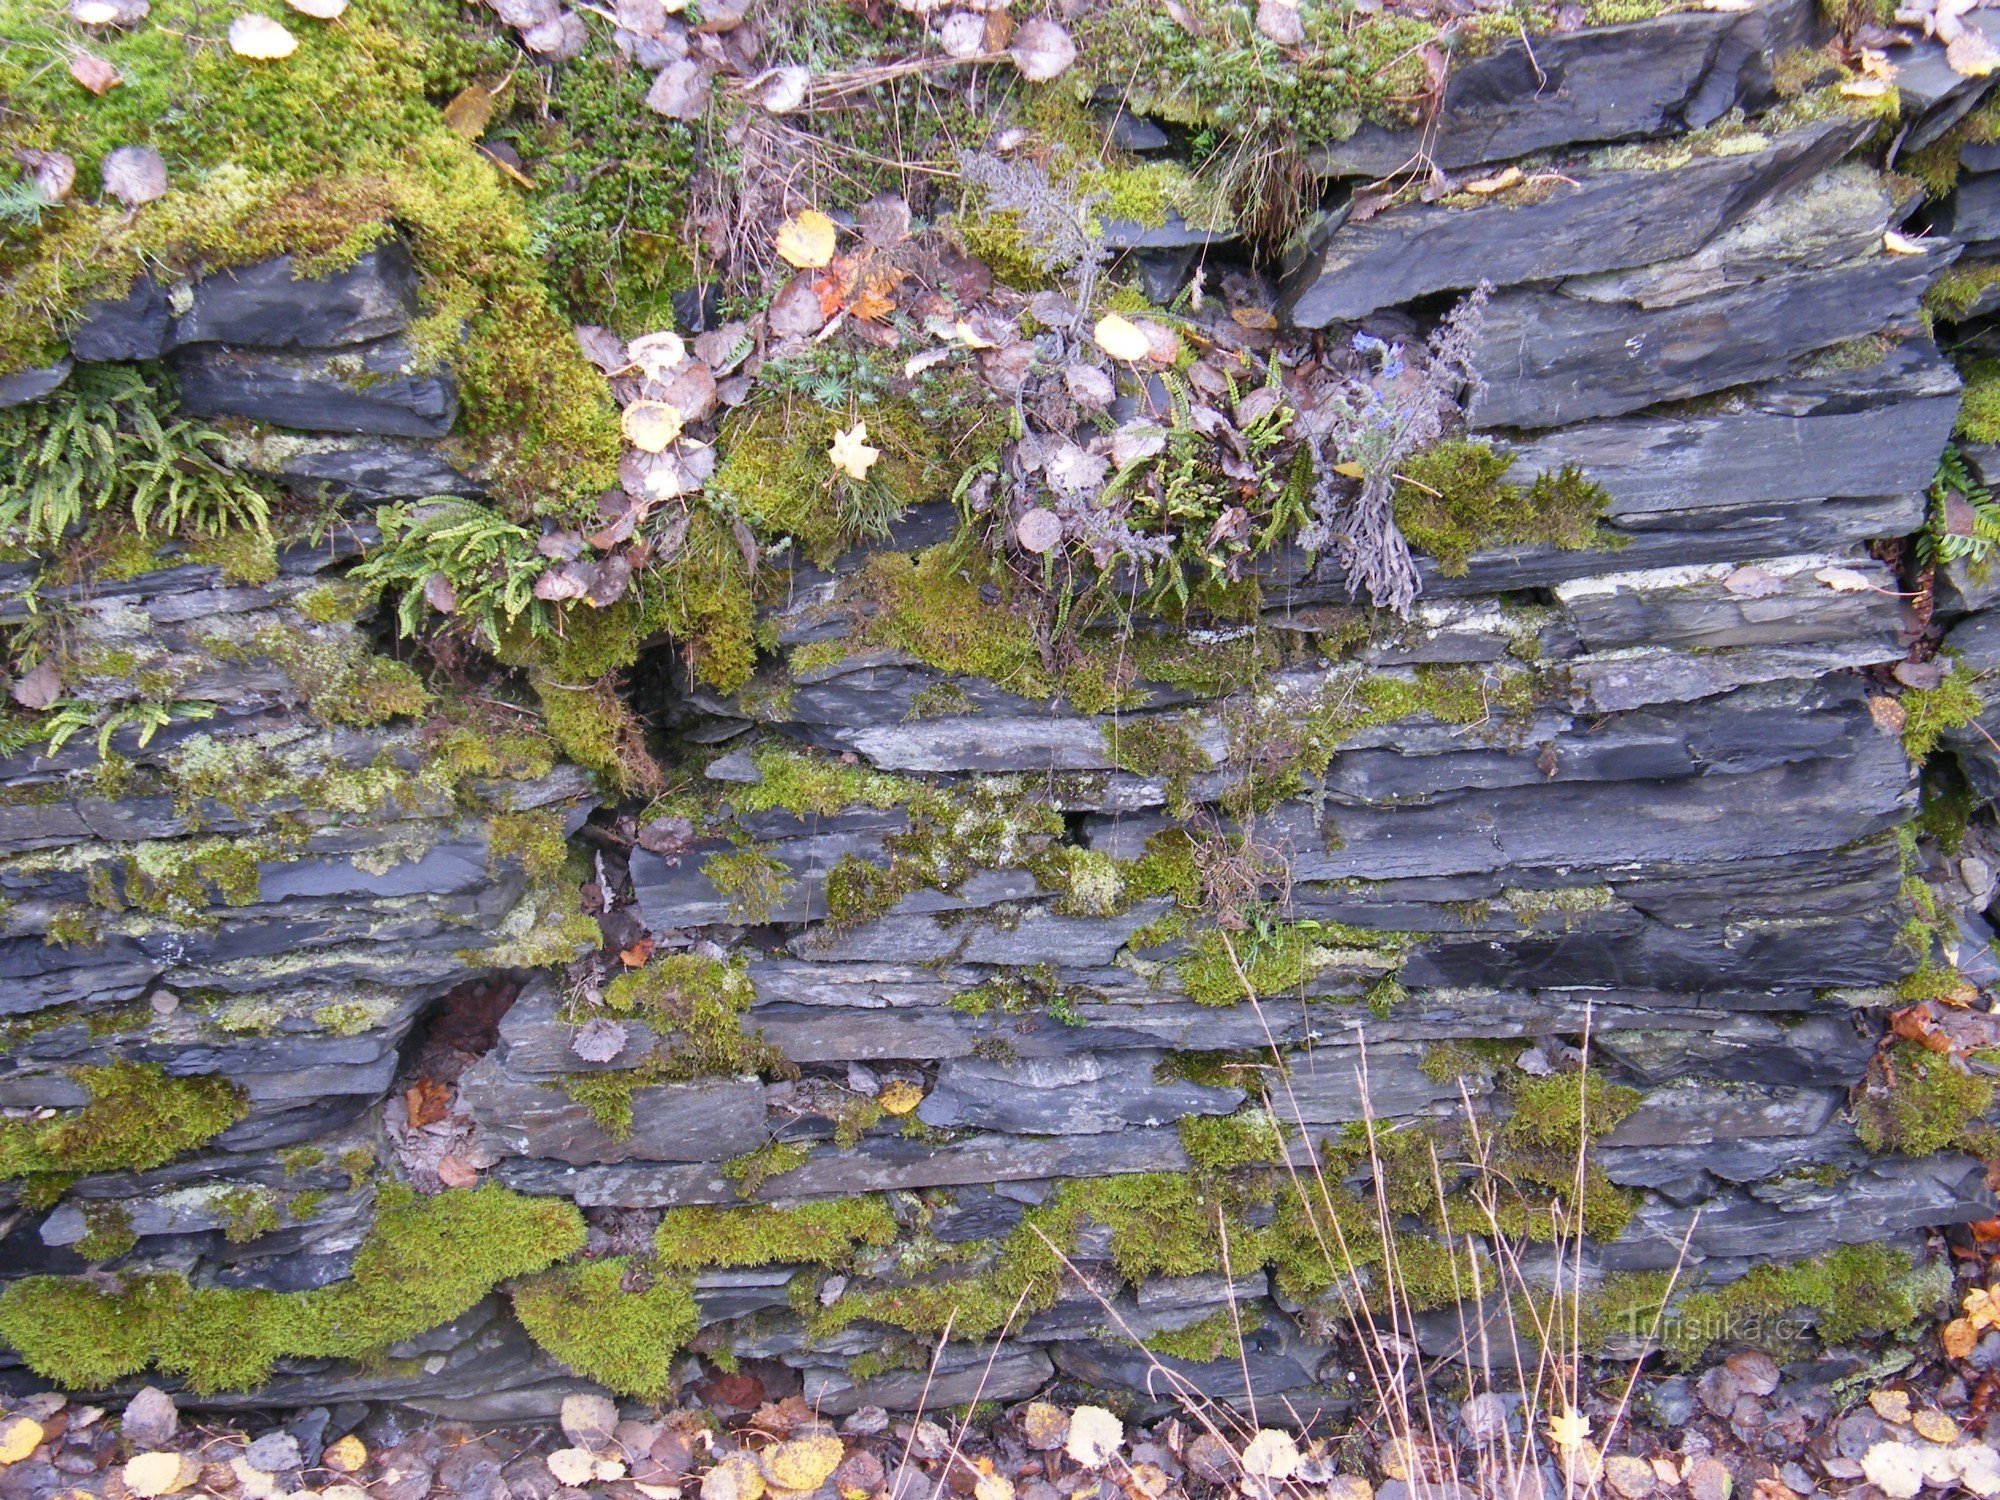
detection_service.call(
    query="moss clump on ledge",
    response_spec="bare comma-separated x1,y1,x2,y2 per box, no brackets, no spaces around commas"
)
0,0,620,514
0,1063,244,1181
510,1256,697,1401
1855,1040,1997,1156
1394,441,1618,577
1662,1243,1948,1364
0,1184,585,1392
1902,664,1985,763
654,1198,899,1270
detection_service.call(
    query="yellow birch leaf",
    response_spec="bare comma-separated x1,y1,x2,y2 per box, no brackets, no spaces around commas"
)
776,209,839,269
622,400,683,453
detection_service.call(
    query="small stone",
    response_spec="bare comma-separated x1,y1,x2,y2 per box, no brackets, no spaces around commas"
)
1964,855,1994,897
840,1408,889,1438
243,1434,302,1474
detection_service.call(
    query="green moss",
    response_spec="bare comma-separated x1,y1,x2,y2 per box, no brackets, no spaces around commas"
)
0,1185,585,1392
1177,918,1411,1007
1101,714,1210,816
727,745,910,818
122,838,264,924
1903,665,1985,762
0,1063,244,1181
44,905,101,948
823,853,905,926
278,1146,325,1176
1030,845,1131,917
511,1257,696,1401
185,531,281,587
1179,1108,1285,1172
1502,1073,1642,1152
338,1147,376,1191
1502,885,1616,928
211,1186,280,1244
703,846,793,923
1395,441,1616,577
1856,1039,1996,1155
235,624,432,729
654,1198,898,1270
591,954,793,1083
1665,1244,1947,1363
1144,1305,1258,1362
857,547,1046,693
722,1140,812,1197
1960,359,2000,444
74,1204,138,1263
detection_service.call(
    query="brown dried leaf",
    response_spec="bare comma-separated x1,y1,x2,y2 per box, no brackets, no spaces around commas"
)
405,1077,452,1129
442,79,501,140
10,661,62,711
1008,17,1075,80
101,144,167,205
70,50,121,93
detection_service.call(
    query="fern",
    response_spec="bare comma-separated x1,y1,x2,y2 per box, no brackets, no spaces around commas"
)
1922,446,2000,572
353,498,547,644
0,366,272,548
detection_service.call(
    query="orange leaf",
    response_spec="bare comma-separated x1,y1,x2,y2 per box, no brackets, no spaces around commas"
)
1945,1316,1979,1359
405,1078,451,1128
1890,1005,1953,1052
1971,1217,2000,1242
620,936,656,968
849,266,907,322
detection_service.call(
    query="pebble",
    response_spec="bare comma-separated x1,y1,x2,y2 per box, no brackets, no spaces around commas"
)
243,1432,303,1474
1606,1455,1657,1498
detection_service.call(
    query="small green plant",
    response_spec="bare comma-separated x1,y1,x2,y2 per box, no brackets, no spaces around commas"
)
0,366,272,548
352,498,547,646
1920,447,2000,573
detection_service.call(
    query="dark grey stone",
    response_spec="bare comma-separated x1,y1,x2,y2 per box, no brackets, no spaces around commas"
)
0,360,70,408
173,244,418,349
173,336,458,437
916,1050,1244,1134
1279,116,1864,326
240,435,484,501
1467,239,1946,430
1309,0,1816,177
1502,337,1960,518
458,1053,767,1165
1940,171,2000,244
70,278,173,363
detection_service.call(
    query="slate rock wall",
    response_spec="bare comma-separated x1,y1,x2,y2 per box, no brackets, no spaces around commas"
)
5,0,2000,1424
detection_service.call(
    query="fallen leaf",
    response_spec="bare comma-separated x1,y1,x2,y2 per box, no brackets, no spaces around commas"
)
1946,1316,1981,1358
228,14,297,58
1545,1409,1590,1454
1869,694,1907,733
1009,16,1075,80
1913,1409,1960,1444
10,661,61,711
937,10,987,57
877,1078,924,1115
777,209,840,272
0,1418,43,1465
571,1017,629,1063
547,1449,597,1487
1466,165,1524,194
703,1451,766,1500
1862,1442,1925,1500
123,1453,192,1498
1255,0,1303,44
321,1436,366,1474
1240,1431,1300,1481
1093,312,1151,362
628,329,688,378
1870,1388,1914,1424
763,1436,843,1491
623,401,684,453
1841,74,1891,97
1015,507,1063,554
70,51,121,93
70,0,147,23
974,1473,1014,1500
828,421,880,481
645,58,711,120
286,0,348,16
1955,1446,2000,1499
441,79,500,140
1066,1406,1123,1469
435,1153,479,1188
620,936,655,968
1021,1402,1068,1451
759,64,810,113
422,571,458,614
1723,564,1784,598
16,150,75,203
101,144,167,205
1885,228,1930,255
1815,565,1874,592
405,1077,451,1129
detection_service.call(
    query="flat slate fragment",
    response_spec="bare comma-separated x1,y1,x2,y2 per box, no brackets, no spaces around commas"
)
1278,115,1865,327
1308,0,1815,178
